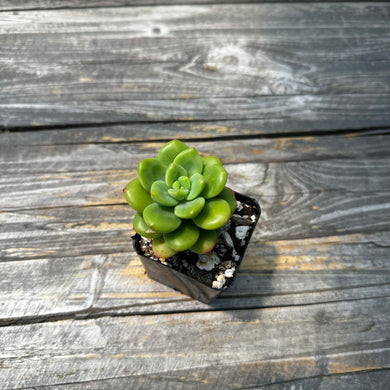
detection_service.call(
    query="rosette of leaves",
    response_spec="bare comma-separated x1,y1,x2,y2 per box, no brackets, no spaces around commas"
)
124,140,237,258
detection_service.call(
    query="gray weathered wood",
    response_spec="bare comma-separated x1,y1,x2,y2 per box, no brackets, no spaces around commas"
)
1,122,390,146
2,133,390,173
1,134,389,322
2,189,390,254
3,35,390,100
243,370,390,390
1,298,389,388
1,135,389,209
1,135,389,257
2,192,390,257
1,3,390,128
1,232,390,322
25,369,390,390
22,369,390,390
1,2,390,388
1,0,385,12
2,94,390,129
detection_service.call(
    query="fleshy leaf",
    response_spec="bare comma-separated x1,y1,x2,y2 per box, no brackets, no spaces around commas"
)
217,187,237,214
186,173,205,201
133,212,162,238
190,229,217,254
143,203,181,233
173,148,203,176
168,187,189,201
150,180,179,206
152,236,177,258
174,197,205,219
164,220,200,252
158,140,189,167
123,178,152,213
193,198,231,230
165,163,187,187
201,164,227,199
137,158,165,192
202,155,223,168
178,176,190,190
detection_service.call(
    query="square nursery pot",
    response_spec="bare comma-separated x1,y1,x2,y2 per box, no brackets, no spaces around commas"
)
132,191,261,303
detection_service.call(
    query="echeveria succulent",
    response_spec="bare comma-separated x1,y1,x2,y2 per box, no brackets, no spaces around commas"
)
124,140,237,257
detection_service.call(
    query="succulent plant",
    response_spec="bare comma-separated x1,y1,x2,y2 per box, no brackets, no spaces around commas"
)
124,140,237,258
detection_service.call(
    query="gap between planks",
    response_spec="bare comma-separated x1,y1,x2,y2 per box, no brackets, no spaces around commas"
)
2,124,390,143
1,124,389,152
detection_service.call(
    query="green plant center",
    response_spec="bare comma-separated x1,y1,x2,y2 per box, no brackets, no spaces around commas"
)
168,176,191,201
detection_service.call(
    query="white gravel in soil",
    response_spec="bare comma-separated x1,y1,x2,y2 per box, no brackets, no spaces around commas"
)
197,252,221,271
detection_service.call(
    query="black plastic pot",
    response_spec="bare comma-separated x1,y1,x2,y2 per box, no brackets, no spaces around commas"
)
132,192,261,303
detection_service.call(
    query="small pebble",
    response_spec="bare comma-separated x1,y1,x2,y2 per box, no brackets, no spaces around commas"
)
223,231,234,248
197,252,220,271
224,267,235,278
235,225,250,240
212,274,226,289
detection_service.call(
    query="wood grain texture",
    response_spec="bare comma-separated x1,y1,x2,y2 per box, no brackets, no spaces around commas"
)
1,2,390,388
2,94,390,129
1,134,389,323
2,197,389,261
1,0,386,12
1,298,389,388
1,123,390,146
28,369,390,390
1,3,390,128
2,133,390,172
1,232,390,322
1,135,389,254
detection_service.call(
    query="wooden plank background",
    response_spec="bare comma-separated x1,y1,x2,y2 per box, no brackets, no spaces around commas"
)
0,0,388,12
1,3,390,129
1,1,390,388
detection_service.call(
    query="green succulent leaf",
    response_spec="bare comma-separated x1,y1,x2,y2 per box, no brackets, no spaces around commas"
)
168,187,189,201
191,229,218,254
143,203,181,233
150,180,179,207
193,198,231,230
202,155,223,168
123,178,153,213
174,197,205,219
165,163,187,187
217,187,237,214
152,236,177,258
133,212,162,238
186,173,206,201
137,158,165,192
173,148,203,176
164,220,200,252
201,164,227,199
158,140,189,167
178,176,191,190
